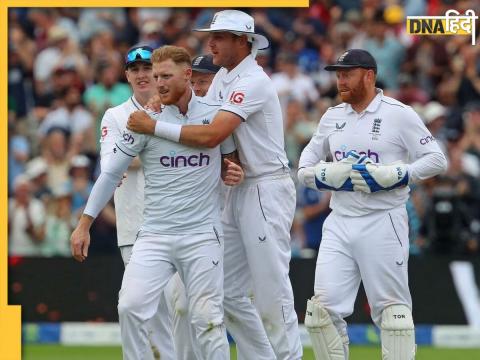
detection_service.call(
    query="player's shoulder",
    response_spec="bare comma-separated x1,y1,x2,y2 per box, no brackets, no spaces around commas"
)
195,97,221,109
380,95,408,110
323,103,347,119
379,95,420,119
104,98,135,119
326,103,347,112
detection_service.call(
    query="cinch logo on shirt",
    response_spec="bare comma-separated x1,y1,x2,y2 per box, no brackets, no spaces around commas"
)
159,151,210,167
334,149,379,163
122,131,135,145
419,135,436,145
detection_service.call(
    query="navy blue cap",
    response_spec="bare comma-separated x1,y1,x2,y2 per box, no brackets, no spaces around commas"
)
125,45,153,68
191,55,221,74
325,49,377,73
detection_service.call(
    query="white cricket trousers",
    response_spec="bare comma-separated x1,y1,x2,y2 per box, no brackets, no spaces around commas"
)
223,173,303,360
164,272,201,360
118,231,229,360
120,245,175,360
314,206,412,340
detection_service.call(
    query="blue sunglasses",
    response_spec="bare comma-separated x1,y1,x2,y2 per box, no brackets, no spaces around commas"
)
126,47,152,64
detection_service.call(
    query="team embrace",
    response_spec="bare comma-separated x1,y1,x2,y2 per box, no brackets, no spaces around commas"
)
70,9,446,360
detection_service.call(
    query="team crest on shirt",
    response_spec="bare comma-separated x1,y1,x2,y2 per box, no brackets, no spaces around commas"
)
370,118,382,140
202,119,210,124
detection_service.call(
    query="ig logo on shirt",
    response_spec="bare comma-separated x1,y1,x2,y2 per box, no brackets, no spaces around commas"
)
229,91,245,104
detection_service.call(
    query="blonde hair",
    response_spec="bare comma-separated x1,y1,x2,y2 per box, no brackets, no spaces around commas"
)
151,45,191,66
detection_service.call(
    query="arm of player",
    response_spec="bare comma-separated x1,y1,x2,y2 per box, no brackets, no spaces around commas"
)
126,109,241,148
99,109,119,170
127,76,268,148
70,150,132,262
350,107,448,193
398,106,448,181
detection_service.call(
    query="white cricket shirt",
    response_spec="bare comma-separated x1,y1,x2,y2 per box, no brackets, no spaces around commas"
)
299,89,447,216
114,93,225,234
206,55,289,178
100,96,146,247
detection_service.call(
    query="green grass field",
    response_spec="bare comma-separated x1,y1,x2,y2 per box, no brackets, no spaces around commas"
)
22,345,480,359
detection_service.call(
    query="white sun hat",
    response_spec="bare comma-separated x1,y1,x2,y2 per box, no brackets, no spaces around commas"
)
194,10,269,51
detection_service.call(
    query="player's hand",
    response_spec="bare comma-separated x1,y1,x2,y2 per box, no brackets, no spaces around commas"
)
223,158,244,186
70,226,90,262
127,110,155,135
145,94,162,112
350,162,409,193
299,150,369,191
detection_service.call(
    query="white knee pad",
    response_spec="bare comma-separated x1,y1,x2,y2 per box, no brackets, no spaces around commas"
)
305,297,347,360
381,304,416,360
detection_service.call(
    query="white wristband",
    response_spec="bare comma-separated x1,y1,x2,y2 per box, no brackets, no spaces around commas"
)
154,121,182,142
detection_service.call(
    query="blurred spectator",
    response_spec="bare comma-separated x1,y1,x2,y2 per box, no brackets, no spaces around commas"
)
43,183,74,257
83,60,131,142
403,37,449,95
8,121,30,194
256,49,273,75
284,100,316,169
9,23,36,117
364,9,405,90
69,155,94,219
272,52,320,111
419,175,479,255
25,157,52,206
395,73,430,105
139,20,163,49
453,44,480,107
78,8,126,43
459,101,480,172
8,175,46,256
297,185,331,250
38,83,95,154
42,128,72,195
33,25,88,98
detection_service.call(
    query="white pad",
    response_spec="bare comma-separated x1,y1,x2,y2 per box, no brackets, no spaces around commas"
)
381,304,416,360
305,298,346,360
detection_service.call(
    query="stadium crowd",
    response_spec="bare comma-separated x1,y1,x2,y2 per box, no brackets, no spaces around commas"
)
7,2,480,258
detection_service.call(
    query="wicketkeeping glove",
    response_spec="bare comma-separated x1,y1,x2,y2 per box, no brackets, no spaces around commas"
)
298,150,371,191
350,162,409,193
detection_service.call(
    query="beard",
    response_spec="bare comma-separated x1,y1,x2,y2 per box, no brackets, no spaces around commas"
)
158,85,185,105
338,79,367,104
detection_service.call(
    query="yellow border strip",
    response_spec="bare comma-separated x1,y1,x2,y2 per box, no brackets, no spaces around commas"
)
2,3,22,358
8,1,309,6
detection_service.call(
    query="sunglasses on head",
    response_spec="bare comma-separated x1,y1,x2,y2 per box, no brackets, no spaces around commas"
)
126,47,152,63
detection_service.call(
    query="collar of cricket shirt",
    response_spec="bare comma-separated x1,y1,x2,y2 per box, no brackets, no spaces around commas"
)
222,54,256,84
345,88,383,114
164,90,198,120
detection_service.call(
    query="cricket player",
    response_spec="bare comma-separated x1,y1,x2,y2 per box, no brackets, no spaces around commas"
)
127,10,302,360
297,49,448,360
163,53,221,360
191,54,221,97
99,45,176,360
71,45,243,360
